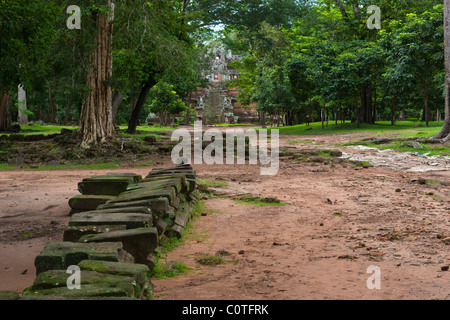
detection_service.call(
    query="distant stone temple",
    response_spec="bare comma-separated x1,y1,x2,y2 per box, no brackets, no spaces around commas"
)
191,47,258,124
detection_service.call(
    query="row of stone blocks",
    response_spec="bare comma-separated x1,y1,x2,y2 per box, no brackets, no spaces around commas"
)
8,164,201,300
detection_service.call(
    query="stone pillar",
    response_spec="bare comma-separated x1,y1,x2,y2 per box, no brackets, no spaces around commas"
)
18,84,28,125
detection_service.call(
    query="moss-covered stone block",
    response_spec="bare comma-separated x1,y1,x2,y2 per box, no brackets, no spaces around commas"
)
78,228,158,268
78,180,131,196
69,212,152,229
77,260,150,278
63,225,127,242
127,177,184,194
166,224,183,239
146,169,196,180
77,174,141,196
98,197,169,217
22,270,139,298
112,187,177,204
86,206,152,215
104,172,142,183
34,242,125,275
141,174,188,190
68,195,117,211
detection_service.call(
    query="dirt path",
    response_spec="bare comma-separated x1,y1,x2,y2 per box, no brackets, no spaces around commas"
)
1,131,449,299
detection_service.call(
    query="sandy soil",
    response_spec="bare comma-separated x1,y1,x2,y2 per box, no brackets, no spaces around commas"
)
0,130,449,300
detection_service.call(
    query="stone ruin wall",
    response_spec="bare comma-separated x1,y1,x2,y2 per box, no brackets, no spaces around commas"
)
191,47,259,125
0,164,201,300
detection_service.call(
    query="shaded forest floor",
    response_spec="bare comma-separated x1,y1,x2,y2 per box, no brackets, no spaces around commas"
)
0,126,177,170
0,127,449,299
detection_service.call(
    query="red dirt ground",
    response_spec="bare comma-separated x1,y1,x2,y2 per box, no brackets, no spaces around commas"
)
0,131,449,300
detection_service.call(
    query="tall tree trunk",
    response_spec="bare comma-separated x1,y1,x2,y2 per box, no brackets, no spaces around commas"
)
0,91,12,132
179,0,190,41
359,89,365,124
373,86,377,122
259,111,265,126
36,104,41,121
79,1,115,148
64,95,71,125
334,0,349,19
48,83,55,123
184,91,192,125
130,88,136,114
435,0,450,141
127,76,157,134
391,100,396,126
112,91,124,122
421,79,430,127
359,85,373,124
352,1,361,21
366,86,373,124
424,95,430,127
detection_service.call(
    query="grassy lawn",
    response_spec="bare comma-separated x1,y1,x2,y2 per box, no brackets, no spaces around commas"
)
210,123,256,126
350,140,450,157
267,120,445,136
266,121,449,156
118,125,176,132
17,124,78,136
342,135,450,157
1,124,176,137
0,162,120,171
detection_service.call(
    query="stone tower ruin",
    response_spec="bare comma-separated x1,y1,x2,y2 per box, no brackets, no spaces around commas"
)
191,46,258,125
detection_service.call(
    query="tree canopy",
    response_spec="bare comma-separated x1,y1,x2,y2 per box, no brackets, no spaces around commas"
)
1,0,449,142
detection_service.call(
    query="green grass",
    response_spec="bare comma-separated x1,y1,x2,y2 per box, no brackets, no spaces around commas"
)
2,124,174,136
196,255,224,266
286,139,323,145
151,261,191,279
33,163,120,171
118,125,175,132
131,160,154,168
150,201,205,279
118,132,162,140
9,121,445,137
266,121,444,136
19,231,42,239
0,162,120,171
198,179,229,188
21,124,78,132
348,139,450,157
234,195,287,206
5,124,77,136
267,120,448,156
210,123,255,126
0,163,17,170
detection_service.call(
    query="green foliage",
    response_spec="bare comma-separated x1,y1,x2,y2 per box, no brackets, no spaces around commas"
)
234,195,286,206
152,261,190,279
1,0,448,136
221,0,446,127
196,255,224,266
198,179,229,188
147,82,187,125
